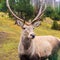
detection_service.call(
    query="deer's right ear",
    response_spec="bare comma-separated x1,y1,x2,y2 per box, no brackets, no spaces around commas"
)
32,21,41,27
15,20,24,27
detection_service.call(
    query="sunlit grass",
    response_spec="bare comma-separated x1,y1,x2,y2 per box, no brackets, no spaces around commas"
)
0,12,60,60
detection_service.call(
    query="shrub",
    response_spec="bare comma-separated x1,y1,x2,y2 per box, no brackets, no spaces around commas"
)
51,13,60,20
51,21,60,30
58,24,60,30
44,6,60,21
44,6,55,18
51,21,58,30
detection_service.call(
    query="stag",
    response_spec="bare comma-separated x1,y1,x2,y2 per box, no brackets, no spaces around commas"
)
6,0,60,60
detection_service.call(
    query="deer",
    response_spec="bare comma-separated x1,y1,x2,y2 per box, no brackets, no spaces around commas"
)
6,0,60,60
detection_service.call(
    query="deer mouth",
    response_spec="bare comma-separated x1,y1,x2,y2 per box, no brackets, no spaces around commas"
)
28,34,35,39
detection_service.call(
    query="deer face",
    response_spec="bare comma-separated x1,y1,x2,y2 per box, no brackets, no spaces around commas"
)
22,25,35,39
15,20,41,39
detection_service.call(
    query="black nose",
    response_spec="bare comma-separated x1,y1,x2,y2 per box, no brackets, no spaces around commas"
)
30,34,35,39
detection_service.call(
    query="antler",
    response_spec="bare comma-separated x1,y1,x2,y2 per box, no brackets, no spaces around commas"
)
6,0,30,25
6,0,46,25
31,0,46,24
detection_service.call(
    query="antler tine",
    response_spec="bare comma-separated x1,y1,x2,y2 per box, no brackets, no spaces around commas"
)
35,5,46,21
31,0,46,24
6,0,30,25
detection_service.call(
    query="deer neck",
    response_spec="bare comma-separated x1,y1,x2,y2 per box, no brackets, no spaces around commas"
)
21,36,32,50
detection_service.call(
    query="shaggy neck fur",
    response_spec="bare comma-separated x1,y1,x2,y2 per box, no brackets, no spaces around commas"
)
21,36,32,50
20,32,34,56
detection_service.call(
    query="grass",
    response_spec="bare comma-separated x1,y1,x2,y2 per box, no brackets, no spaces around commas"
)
0,12,60,60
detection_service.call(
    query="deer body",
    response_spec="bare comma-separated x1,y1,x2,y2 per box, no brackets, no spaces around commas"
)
18,25,60,60
18,32,60,60
32,36,60,56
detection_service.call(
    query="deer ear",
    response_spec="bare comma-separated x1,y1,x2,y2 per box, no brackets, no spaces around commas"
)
32,21,41,27
15,20,24,27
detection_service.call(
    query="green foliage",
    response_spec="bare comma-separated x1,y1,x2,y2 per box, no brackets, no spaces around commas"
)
44,6,60,21
44,6,55,17
0,0,7,12
52,7,60,20
51,21,58,30
48,53,58,60
52,13,60,20
51,20,60,30
9,0,34,20
0,0,34,20
58,24,60,30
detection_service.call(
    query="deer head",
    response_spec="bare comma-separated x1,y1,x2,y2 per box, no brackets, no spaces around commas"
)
6,0,46,39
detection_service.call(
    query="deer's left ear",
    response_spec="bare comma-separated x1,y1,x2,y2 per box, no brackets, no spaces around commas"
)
32,21,41,27
15,20,24,27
